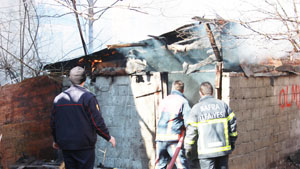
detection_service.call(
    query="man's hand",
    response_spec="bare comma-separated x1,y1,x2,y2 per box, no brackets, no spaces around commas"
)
52,142,59,150
109,136,116,148
231,143,235,151
185,149,192,159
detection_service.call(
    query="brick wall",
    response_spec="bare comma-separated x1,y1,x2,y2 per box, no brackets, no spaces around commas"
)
222,72,300,169
0,76,61,166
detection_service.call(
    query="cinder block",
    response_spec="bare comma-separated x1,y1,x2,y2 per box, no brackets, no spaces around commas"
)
255,77,264,87
273,76,284,86
243,109,252,120
239,76,249,88
246,120,254,131
238,99,247,111
273,85,285,96
114,76,130,85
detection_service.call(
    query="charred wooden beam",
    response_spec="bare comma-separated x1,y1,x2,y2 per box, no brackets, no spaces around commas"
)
192,16,217,23
215,62,223,99
192,16,227,25
107,43,147,49
183,55,216,74
136,90,162,98
204,23,222,62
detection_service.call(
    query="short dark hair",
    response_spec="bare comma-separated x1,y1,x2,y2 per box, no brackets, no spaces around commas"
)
200,81,213,95
172,80,184,93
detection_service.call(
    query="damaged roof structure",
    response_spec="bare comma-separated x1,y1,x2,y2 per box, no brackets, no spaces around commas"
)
44,16,300,83
44,17,236,77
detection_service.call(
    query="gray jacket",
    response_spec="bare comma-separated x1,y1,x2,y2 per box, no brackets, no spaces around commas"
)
184,96,238,158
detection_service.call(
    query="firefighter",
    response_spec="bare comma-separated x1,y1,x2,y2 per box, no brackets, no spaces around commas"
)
184,81,237,169
50,66,116,169
155,80,191,169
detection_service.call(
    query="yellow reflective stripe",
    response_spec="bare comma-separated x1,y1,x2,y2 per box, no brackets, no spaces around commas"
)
188,122,198,127
224,119,229,146
156,134,180,141
227,112,235,121
197,118,230,149
230,131,238,137
198,145,231,154
186,140,195,145
198,118,227,124
189,118,227,126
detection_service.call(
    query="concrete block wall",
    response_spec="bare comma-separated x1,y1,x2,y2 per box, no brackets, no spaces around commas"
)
0,76,61,166
222,72,300,169
91,74,160,169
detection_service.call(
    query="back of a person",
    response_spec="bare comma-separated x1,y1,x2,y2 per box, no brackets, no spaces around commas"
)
193,96,232,158
51,66,116,169
155,81,191,169
156,93,185,141
53,85,96,150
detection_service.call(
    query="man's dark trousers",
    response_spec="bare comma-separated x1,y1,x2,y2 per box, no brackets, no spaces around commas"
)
62,148,95,169
199,155,229,169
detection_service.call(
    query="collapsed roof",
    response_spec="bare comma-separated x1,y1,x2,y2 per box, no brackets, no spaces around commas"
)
44,17,300,78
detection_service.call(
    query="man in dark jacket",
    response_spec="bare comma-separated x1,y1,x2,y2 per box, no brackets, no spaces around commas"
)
50,66,116,169
184,82,237,169
155,80,191,169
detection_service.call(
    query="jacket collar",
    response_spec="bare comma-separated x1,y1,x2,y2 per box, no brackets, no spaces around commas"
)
199,95,214,102
71,84,87,90
171,90,184,97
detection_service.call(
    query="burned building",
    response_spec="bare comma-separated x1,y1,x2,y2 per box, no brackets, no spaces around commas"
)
2,17,300,169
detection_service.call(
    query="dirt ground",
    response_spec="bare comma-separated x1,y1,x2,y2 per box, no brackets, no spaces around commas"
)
272,151,300,169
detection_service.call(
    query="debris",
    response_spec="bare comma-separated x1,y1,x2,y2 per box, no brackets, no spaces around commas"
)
9,153,64,169
97,162,117,169
0,134,8,169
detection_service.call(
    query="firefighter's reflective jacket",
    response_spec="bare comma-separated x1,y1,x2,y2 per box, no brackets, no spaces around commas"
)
156,90,191,141
184,95,238,158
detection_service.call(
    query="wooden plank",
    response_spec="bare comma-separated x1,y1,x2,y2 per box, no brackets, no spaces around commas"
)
204,23,222,62
215,62,223,99
107,43,147,49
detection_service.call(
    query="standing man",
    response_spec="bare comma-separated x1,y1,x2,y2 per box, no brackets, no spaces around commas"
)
155,80,191,169
50,66,116,169
184,81,237,169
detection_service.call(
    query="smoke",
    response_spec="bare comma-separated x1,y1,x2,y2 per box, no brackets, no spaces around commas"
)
222,22,293,66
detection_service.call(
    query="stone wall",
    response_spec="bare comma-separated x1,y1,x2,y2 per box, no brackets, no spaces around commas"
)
0,76,61,166
222,72,300,169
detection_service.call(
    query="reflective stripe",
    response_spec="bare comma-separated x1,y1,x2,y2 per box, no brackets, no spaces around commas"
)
198,145,232,154
224,119,229,146
227,112,235,121
156,134,180,141
197,118,230,154
198,118,227,124
188,122,198,127
230,132,238,137
186,140,195,145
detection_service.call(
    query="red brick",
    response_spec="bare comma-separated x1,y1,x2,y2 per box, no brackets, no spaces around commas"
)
0,76,61,166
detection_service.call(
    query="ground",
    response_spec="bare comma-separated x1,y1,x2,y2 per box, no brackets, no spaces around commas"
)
273,151,300,169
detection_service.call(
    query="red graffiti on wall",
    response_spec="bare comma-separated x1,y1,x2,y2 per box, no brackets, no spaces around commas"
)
279,85,300,109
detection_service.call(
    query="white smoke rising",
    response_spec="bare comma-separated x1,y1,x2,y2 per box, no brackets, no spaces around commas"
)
229,23,293,65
